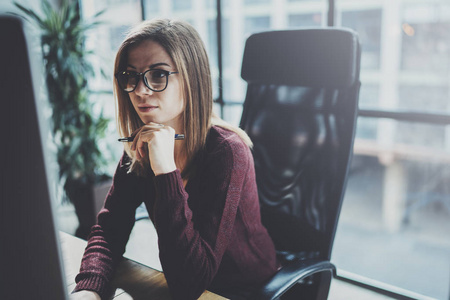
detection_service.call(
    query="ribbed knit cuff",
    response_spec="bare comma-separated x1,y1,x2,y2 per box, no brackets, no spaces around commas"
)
73,274,108,299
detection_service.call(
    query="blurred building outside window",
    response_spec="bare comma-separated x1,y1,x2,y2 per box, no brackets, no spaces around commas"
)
334,1,450,299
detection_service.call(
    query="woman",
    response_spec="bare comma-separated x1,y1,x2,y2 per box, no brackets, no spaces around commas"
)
71,19,278,300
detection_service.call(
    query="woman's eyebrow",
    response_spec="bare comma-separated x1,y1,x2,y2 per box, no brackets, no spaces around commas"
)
149,62,171,68
126,62,171,69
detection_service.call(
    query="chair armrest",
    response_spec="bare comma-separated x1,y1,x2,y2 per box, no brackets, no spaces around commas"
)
253,258,336,300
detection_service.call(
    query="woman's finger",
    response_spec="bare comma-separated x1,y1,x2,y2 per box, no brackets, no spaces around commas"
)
136,129,158,160
131,127,142,138
130,123,166,160
130,124,158,150
138,143,145,159
131,129,141,151
136,132,146,160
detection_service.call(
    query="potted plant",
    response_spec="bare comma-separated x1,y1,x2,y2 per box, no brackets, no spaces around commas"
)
14,0,110,239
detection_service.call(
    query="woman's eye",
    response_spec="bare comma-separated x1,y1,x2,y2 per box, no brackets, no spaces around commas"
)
151,70,166,78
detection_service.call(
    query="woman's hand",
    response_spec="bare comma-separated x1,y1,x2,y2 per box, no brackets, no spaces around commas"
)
69,290,101,300
131,122,177,175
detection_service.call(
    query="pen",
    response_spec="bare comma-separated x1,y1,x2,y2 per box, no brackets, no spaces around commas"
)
118,134,185,142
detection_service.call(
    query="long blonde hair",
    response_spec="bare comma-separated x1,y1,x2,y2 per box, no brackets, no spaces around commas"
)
114,19,251,177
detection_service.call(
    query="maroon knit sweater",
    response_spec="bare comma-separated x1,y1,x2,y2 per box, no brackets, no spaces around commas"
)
74,126,278,300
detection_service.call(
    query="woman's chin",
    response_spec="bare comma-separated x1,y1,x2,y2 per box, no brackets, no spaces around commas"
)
139,117,160,125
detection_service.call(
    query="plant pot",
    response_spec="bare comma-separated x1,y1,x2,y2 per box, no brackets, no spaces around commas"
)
66,178,112,239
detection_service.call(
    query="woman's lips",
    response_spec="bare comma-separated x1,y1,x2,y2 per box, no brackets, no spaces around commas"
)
138,106,158,113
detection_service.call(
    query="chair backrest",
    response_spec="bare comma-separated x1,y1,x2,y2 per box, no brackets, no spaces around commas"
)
240,28,361,261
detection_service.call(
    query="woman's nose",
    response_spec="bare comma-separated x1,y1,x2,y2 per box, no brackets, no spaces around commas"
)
134,78,153,96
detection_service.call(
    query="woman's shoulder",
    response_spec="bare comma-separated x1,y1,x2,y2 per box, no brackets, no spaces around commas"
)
207,125,249,151
204,126,253,165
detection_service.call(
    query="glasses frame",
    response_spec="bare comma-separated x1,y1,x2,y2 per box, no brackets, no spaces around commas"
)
115,69,179,93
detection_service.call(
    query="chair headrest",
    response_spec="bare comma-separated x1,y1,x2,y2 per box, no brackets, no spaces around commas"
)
241,28,360,89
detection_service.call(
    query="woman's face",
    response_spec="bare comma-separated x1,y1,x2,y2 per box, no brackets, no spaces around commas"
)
126,40,184,131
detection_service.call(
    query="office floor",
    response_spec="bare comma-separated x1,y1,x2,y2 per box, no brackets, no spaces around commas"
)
56,202,395,300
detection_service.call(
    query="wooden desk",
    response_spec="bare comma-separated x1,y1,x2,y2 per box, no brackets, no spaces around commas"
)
60,232,227,299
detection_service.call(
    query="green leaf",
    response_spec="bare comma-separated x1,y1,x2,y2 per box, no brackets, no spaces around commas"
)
14,0,111,201
41,0,53,18
14,2,45,27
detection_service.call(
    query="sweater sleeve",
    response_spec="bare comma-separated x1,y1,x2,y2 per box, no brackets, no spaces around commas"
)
152,135,251,300
73,153,141,299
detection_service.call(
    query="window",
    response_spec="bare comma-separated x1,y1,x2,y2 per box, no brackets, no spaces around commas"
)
401,4,450,75
143,0,160,16
340,9,382,70
244,0,271,5
220,0,327,105
333,1,450,299
336,118,450,299
244,16,271,34
288,13,323,27
172,0,192,11
288,0,322,2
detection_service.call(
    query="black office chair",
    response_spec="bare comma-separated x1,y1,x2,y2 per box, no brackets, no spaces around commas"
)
240,28,361,300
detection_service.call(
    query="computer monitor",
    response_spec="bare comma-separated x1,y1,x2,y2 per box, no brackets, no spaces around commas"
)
0,15,68,300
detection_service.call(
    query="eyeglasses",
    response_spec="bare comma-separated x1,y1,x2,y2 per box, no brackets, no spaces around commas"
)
115,69,179,93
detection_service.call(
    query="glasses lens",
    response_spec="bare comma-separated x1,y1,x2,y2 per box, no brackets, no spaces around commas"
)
144,70,167,92
117,72,138,92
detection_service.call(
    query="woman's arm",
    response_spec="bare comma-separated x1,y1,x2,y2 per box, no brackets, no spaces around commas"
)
73,153,141,299
152,135,252,300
